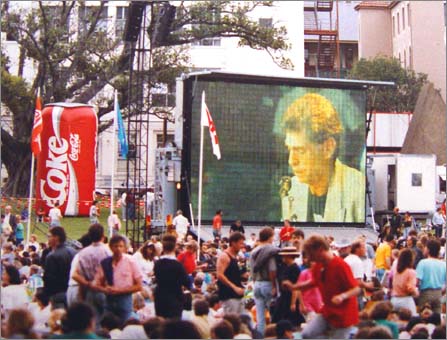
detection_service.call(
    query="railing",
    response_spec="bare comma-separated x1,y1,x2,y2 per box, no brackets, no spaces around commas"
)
304,0,334,12
304,11,336,32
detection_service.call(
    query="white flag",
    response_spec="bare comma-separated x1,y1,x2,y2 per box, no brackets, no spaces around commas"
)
201,91,221,160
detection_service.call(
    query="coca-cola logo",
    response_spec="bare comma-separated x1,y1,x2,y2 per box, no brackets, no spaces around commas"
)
40,136,69,207
69,133,80,161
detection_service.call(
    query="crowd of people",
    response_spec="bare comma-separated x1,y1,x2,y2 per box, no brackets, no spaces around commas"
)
0,205,446,339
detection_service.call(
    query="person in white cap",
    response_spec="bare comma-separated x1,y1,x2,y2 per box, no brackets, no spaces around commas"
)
334,238,351,259
272,247,305,327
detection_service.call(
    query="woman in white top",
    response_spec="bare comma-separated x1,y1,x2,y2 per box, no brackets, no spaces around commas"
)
1,265,29,318
107,210,122,237
28,234,41,252
48,203,63,227
133,242,156,285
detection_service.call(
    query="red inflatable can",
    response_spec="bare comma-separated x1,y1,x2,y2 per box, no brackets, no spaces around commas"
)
36,103,98,216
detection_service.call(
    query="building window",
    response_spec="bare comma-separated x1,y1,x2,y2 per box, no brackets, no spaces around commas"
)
191,7,221,46
78,5,109,34
404,49,406,68
192,37,221,46
397,12,400,34
151,83,175,107
156,134,174,148
392,16,395,37
402,7,405,30
116,6,128,37
43,6,71,42
259,18,273,28
116,6,128,20
407,4,411,27
409,46,413,69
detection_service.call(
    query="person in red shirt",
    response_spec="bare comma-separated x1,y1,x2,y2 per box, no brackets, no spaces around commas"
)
283,235,360,339
441,199,446,219
212,210,223,241
177,240,207,287
279,220,295,247
178,240,198,274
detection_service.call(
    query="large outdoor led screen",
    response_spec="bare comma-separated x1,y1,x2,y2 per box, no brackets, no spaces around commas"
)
183,75,366,224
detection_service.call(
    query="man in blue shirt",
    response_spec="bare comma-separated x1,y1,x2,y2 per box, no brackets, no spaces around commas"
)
432,208,445,238
416,239,446,313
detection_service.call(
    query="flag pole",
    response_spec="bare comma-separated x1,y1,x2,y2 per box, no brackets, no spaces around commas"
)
197,92,206,259
189,203,195,230
110,90,118,239
27,88,42,246
26,155,35,246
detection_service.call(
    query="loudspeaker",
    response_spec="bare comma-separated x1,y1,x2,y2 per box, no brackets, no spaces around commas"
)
123,1,147,42
151,3,176,47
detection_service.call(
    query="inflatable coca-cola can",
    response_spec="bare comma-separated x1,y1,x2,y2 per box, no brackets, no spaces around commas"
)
36,103,98,216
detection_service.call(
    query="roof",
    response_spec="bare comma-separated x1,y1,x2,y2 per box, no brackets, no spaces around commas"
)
354,1,393,10
182,71,395,90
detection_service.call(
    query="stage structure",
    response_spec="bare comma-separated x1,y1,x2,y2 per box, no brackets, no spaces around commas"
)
123,1,178,245
122,1,151,246
176,72,394,227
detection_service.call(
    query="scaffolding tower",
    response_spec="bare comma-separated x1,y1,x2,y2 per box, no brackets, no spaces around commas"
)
124,2,152,247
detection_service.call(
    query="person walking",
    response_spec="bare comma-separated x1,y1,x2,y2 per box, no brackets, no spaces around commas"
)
3,205,17,237
415,239,446,314
249,227,279,335
125,189,136,226
120,191,127,221
89,201,100,225
153,234,190,319
14,215,24,245
402,211,414,238
390,207,402,238
375,234,395,283
212,210,223,241
283,235,360,339
107,210,121,237
272,247,305,328
48,202,63,228
72,224,111,321
344,240,375,310
43,226,76,308
92,235,142,323
390,248,419,316
431,207,445,238
216,231,246,314
173,210,190,242
279,220,295,247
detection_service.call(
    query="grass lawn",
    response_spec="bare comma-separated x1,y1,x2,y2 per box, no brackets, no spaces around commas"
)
29,210,127,243
1,196,130,243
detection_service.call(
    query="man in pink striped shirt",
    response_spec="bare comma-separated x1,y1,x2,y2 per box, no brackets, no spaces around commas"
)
92,235,142,323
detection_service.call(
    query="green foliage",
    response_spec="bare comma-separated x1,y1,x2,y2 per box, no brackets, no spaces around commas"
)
151,0,292,69
1,1,291,196
348,56,428,112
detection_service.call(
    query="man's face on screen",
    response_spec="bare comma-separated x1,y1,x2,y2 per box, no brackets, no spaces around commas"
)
285,131,325,185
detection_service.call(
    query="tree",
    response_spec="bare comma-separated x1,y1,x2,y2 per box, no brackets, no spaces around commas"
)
1,0,292,197
348,56,427,112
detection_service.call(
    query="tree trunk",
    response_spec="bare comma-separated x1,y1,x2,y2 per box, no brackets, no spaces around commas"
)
1,129,33,198
3,153,32,198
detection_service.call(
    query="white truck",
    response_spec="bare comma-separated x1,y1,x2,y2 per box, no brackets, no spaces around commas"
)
369,154,439,221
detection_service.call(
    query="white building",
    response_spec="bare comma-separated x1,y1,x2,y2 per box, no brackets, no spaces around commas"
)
0,1,308,194
95,1,305,193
